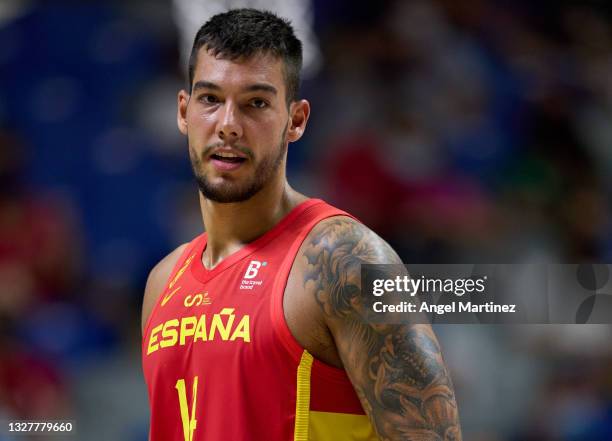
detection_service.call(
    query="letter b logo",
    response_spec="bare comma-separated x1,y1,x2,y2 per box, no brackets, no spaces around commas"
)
244,261,262,279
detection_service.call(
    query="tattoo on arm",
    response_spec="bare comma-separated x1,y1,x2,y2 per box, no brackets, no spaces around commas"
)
303,218,462,441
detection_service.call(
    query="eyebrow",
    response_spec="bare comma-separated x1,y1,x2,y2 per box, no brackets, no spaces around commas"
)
243,83,277,95
192,81,277,95
192,81,220,92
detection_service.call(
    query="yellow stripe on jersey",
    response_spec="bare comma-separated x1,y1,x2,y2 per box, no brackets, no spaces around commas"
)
293,350,379,441
294,351,314,441
309,411,379,440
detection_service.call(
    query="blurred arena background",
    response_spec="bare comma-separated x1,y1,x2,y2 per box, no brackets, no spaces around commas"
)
1,0,612,439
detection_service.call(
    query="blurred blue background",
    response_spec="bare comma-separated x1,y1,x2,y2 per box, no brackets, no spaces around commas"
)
1,0,611,440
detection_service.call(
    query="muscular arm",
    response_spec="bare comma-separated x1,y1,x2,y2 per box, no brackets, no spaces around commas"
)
303,217,462,441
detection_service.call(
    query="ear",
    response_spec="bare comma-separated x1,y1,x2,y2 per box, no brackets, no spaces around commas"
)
177,89,190,135
286,99,310,143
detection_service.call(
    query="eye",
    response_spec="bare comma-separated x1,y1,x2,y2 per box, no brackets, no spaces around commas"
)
250,98,268,109
199,94,220,105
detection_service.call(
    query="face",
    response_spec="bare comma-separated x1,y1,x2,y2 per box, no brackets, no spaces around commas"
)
177,49,310,203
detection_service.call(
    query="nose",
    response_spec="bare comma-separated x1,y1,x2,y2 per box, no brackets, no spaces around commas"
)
216,102,243,142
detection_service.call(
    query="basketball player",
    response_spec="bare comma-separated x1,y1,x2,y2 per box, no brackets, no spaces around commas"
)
142,8,461,441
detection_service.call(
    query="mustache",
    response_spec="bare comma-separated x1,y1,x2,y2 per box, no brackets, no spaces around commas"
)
202,142,254,160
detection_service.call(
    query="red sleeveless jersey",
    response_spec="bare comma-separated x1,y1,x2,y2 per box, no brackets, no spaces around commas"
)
142,199,379,441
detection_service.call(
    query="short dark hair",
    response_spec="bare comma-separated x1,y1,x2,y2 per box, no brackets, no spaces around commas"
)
188,8,303,104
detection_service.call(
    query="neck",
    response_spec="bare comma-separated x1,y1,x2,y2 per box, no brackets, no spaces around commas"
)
199,177,307,269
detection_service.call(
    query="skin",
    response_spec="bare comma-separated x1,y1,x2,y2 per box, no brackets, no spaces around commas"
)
176,48,310,267
142,47,462,440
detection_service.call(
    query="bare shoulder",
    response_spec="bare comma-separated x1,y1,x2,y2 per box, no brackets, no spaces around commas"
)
305,215,400,264
285,216,401,367
141,243,189,335
299,216,463,440
301,215,402,319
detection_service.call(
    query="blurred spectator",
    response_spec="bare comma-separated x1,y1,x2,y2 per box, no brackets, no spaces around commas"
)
0,130,82,309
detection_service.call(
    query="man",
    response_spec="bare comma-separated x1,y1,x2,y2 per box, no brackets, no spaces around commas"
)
142,8,461,441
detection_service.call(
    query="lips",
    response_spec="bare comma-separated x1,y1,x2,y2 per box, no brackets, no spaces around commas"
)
210,152,246,163
208,147,248,172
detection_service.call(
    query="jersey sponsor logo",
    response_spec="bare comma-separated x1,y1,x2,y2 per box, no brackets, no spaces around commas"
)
184,292,211,308
243,260,264,279
146,308,251,355
241,260,267,290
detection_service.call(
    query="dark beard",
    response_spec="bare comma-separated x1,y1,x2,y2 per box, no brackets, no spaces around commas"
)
190,126,288,203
